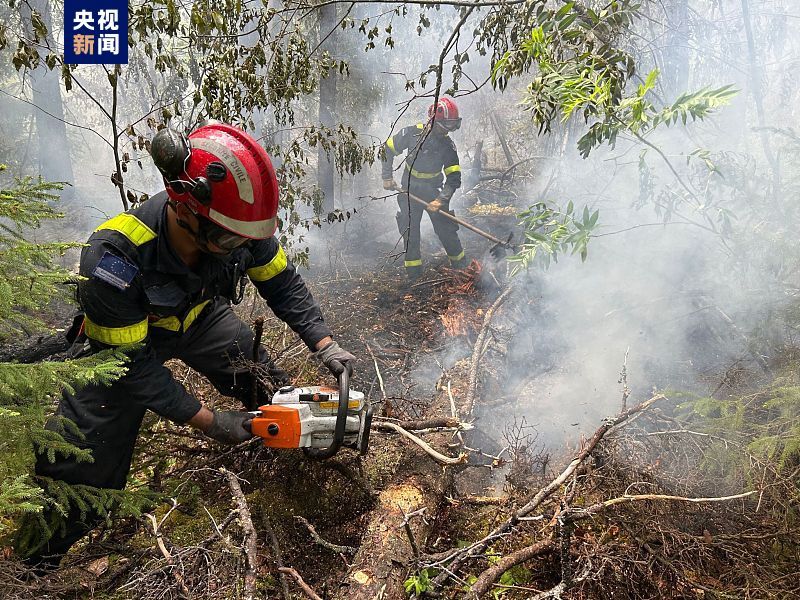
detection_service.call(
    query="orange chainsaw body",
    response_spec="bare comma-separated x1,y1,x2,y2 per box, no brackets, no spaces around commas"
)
250,383,371,455
250,405,302,448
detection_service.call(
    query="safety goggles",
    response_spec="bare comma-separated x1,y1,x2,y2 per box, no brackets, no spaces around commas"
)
195,215,250,251
438,118,462,132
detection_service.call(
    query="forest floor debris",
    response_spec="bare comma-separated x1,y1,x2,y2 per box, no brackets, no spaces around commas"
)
2,259,799,599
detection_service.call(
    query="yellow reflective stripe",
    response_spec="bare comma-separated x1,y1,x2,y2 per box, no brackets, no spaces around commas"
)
95,214,157,246
182,300,210,331
84,316,148,345
247,245,288,282
448,250,465,262
416,123,424,129
386,136,396,153
151,300,211,333
404,259,422,267
150,316,181,332
444,164,461,175
405,164,440,179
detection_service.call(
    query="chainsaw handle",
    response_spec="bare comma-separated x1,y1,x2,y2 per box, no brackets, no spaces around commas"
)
303,370,349,460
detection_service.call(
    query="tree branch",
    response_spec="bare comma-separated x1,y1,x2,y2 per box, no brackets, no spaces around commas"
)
221,467,258,600
375,421,467,465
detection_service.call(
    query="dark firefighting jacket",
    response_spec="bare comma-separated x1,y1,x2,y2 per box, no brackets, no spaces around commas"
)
382,124,462,202
78,192,332,423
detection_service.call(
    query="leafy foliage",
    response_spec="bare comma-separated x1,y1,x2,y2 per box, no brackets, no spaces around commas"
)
678,365,800,492
578,70,737,158
488,2,639,136
508,201,598,275
0,169,78,336
485,3,738,271
404,567,433,597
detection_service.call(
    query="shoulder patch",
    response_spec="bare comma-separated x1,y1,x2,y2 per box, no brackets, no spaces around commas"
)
92,251,139,290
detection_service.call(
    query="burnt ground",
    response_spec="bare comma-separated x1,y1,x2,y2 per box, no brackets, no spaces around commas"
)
2,231,799,599
0,249,510,598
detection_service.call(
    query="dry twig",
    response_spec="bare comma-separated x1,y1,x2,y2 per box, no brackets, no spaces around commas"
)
431,393,666,589
467,538,555,599
464,285,513,416
278,567,324,600
376,421,467,465
565,490,758,520
294,515,357,555
220,468,258,600
144,501,191,599
263,515,291,600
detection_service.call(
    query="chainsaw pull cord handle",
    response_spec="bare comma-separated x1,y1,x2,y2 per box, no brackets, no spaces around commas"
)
303,370,349,460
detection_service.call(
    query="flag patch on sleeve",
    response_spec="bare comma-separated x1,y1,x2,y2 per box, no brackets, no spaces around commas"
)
92,251,139,290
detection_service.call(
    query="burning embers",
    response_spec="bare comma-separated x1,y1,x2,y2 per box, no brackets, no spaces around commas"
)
440,260,484,337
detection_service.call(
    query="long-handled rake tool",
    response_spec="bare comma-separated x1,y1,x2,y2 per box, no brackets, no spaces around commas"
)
399,190,517,259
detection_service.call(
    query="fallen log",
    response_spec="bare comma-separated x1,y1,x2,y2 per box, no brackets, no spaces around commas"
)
332,475,441,600
0,332,70,363
333,287,514,600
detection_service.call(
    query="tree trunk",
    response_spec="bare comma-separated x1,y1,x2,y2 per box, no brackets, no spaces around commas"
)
333,475,440,599
21,0,76,206
664,0,689,93
317,2,338,214
740,0,779,182
332,383,463,599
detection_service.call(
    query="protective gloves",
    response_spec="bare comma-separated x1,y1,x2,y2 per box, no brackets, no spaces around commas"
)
315,340,356,377
383,179,401,191
426,198,444,213
205,410,253,444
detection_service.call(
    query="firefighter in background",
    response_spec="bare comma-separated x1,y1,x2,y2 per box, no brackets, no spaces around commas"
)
382,97,467,279
19,123,355,567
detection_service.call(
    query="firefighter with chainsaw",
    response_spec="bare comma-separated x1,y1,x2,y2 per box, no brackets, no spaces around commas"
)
382,97,467,279
18,123,355,567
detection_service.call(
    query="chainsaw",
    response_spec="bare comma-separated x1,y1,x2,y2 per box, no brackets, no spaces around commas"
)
250,371,372,459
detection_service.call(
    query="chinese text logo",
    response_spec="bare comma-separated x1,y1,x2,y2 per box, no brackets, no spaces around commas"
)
64,1,127,64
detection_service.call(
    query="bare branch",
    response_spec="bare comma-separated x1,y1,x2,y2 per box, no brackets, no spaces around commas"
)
278,567,324,600
221,467,258,600
294,515,357,555
375,421,467,465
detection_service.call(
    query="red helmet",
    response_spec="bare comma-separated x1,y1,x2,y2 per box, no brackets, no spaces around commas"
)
428,97,461,131
154,123,278,239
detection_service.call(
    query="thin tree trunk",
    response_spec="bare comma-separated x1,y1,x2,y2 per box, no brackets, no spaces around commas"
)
22,0,76,204
664,0,689,93
740,0,779,185
317,2,337,214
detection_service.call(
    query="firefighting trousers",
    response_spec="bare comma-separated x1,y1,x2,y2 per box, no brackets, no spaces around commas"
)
20,299,287,566
395,183,464,271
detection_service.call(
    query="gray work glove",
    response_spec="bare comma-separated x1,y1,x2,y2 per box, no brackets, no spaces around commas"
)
205,410,253,444
315,340,356,377
383,179,401,191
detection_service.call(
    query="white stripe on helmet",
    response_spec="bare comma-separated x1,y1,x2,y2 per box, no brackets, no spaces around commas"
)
190,137,255,205
209,209,276,239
